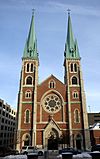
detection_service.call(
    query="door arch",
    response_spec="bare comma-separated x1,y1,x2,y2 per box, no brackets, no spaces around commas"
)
48,128,59,150
43,119,62,150
22,133,30,146
76,134,82,150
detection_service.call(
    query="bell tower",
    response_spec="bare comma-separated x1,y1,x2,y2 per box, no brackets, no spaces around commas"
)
17,12,39,151
16,11,91,151
64,12,90,150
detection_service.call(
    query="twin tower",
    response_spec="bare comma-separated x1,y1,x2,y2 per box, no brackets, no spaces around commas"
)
17,12,90,151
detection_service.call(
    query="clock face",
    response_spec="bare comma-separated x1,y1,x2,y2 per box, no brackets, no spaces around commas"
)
43,94,61,114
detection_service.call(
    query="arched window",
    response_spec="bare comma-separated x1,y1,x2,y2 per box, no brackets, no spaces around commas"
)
49,80,55,88
26,63,29,72
26,76,32,85
73,91,78,99
70,63,77,72
25,90,31,98
71,63,73,72
72,76,78,85
50,82,54,88
31,64,33,72
25,110,30,123
26,63,34,73
74,109,80,123
74,63,77,72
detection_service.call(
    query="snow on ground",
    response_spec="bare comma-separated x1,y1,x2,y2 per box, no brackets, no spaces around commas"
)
3,155,27,159
73,152,92,159
57,152,92,159
1,152,97,159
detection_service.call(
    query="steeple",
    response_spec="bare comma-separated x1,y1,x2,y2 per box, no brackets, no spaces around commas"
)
64,11,80,59
23,11,38,60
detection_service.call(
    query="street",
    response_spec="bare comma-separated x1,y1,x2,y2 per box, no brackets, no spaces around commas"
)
0,151,59,159
1,150,99,159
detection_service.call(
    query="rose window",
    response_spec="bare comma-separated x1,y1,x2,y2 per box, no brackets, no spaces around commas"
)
43,94,61,113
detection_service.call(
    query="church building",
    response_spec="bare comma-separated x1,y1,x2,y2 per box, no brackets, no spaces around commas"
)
17,12,90,151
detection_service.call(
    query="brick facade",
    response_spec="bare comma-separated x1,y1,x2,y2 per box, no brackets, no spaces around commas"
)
16,13,90,151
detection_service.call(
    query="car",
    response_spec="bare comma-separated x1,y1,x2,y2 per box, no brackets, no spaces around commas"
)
91,144,100,151
59,147,81,155
21,146,35,155
35,148,44,156
21,146,44,156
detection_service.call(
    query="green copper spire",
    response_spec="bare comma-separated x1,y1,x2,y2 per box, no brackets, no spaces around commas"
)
67,12,74,50
23,11,38,60
64,12,80,59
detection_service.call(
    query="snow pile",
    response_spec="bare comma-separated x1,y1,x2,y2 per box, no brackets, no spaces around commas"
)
57,154,62,159
57,152,92,159
4,155,27,159
73,152,92,159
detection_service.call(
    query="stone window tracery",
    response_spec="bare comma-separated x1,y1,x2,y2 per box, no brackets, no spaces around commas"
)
43,94,61,113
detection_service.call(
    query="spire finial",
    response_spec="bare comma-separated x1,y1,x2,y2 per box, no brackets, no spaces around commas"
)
32,8,35,16
67,9,71,15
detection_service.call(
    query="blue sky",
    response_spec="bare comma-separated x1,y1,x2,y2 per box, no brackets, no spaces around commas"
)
0,0,100,112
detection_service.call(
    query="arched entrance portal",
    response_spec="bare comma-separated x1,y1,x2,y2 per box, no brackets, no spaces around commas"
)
24,136,30,146
22,134,30,146
76,134,82,150
48,128,59,150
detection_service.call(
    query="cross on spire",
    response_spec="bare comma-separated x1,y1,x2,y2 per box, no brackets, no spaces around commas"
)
32,8,35,16
67,9,71,15
23,8,38,60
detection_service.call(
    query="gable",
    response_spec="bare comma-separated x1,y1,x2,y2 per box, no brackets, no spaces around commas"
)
43,119,62,139
38,74,65,87
37,74,66,102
